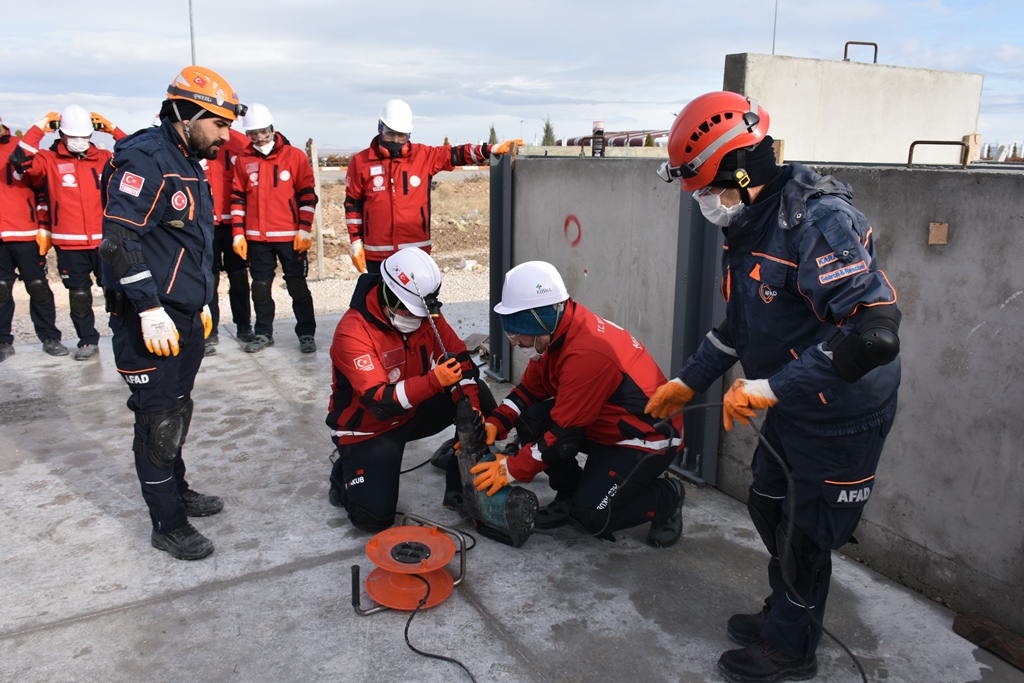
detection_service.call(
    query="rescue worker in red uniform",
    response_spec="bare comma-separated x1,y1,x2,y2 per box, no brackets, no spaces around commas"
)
344,99,521,273
326,247,495,531
230,104,318,354
10,105,127,360
201,126,252,355
101,65,245,560
649,92,901,682
0,113,65,360
470,261,686,548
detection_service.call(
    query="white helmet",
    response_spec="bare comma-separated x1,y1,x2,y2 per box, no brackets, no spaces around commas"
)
242,103,274,131
494,261,569,315
379,99,413,134
381,247,441,317
59,105,93,137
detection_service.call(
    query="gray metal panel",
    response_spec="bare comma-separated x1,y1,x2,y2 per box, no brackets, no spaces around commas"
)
486,155,513,382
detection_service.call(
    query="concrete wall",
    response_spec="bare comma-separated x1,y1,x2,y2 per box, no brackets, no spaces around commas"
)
724,53,984,166
502,155,1024,635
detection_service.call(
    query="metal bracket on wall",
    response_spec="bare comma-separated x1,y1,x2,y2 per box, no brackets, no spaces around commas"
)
843,41,878,63
907,140,969,168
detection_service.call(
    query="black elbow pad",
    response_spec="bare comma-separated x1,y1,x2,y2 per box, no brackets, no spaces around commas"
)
830,306,901,383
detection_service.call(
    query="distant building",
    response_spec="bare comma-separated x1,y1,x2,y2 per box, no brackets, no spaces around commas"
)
558,130,669,147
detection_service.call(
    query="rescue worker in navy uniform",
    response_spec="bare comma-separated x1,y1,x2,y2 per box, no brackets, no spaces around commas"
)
326,247,495,531
648,92,901,681
344,99,521,274
100,65,247,561
471,261,686,548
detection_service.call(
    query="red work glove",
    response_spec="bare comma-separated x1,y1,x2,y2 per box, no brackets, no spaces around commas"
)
722,378,778,431
470,454,516,496
645,378,695,419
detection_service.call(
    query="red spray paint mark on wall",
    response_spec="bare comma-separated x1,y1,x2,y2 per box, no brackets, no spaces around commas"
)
564,214,582,247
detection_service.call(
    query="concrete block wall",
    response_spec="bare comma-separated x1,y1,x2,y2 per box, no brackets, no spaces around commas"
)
724,53,984,166
501,154,1024,636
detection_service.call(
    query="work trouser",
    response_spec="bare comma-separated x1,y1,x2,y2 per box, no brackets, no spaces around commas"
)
507,399,681,538
209,223,251,334
0,240,61,344
749,397,897,659
110,298,206,532
248,240,314,338
55,246,102,346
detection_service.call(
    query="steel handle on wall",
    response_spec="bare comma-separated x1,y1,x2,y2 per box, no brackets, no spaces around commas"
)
843,41,878,63
907,140,969,169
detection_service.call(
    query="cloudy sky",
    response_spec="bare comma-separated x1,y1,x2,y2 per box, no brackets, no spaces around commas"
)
2,0,1020,152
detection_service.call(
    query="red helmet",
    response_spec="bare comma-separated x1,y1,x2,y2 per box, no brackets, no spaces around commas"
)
659,91,770,192
167,65,247,121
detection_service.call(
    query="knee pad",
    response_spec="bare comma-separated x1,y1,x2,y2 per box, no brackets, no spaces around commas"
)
69,288,93,317
133,397,193,470
540,435,586,466
285,277,311,302
748,486,783,556
0,280,12,306
514,401,555,444
251,279,273,304
346,503,395,533
25,279,54,305
775,518,831,599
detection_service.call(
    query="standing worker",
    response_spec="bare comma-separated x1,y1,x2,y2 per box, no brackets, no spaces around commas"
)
344,99,521,274
326,247,494,531
201,126,253,355
648,91,901,681
10,105,128,360
472,261,686,547
230,103,318,354
0,113,65,360
100,65,246,560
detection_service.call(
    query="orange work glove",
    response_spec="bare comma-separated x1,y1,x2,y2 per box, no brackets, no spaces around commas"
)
722,378,778,431
470,454,516,496
645,378,696,419
36,111,60,131
350,239,366,273
200,305,213,339
453,420,499,457
293,229,312,254
90,112,116,134
232,234,247,260
36,229,52,256
490,139,524,156
433,357,463,387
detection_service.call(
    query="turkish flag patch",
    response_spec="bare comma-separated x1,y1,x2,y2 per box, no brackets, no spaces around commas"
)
171,191,187,211
119,172,145,197
354,354,375,371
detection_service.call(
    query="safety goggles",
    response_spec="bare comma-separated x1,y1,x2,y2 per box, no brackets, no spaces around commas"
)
246,126,274,143
380,125,409,143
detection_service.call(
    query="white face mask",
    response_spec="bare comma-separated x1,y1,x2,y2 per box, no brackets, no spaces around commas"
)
391,313,422,334
66,137,91,154
694,189,744,227
518,345,543,361
255,141,275,155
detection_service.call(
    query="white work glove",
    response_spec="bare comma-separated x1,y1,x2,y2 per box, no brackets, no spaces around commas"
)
139,307,180,357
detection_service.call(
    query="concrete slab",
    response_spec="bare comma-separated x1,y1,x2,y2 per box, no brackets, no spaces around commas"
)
1,303,1021,683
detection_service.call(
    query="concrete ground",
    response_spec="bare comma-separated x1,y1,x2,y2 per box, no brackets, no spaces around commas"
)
1,301,1022,683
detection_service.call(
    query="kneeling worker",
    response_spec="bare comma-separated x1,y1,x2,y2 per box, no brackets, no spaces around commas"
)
326,247,495,531
471,261,685,547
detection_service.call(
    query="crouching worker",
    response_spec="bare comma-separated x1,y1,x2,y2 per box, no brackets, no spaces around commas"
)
326,247,496,531
471,261,686,548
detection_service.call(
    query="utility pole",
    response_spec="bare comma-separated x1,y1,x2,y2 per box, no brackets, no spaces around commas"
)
189,0,197,64
772,0,779,55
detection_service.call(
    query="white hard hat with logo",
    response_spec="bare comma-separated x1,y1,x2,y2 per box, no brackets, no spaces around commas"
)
379,99,414,134
381,247,441,317
494,261,569,315
242,103,274,131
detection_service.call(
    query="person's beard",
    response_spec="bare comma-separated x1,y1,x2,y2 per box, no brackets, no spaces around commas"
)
189,125,224,160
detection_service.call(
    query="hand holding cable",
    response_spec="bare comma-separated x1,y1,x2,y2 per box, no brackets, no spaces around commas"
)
645,378,695,419
139,307,180,357
470,454,516,496
722,378,778,431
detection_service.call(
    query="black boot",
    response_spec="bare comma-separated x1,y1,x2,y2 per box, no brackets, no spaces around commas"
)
151,521,214,560
727,599,771,646
534,498,572,529
180,489,224,517
646,477,685,548
718,639,817,682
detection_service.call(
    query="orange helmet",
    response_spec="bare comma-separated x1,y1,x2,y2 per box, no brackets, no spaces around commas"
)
658,91,770,192
166,65,247,121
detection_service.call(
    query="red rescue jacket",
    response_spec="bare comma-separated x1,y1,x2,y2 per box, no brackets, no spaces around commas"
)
230,132,318,243
0,133,42,242
327,274,480,445
201,128,248,226
344,138,491,262
486,300,684,483
10,125,125,250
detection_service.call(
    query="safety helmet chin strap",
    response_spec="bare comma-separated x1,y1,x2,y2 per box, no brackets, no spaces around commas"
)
529,301,566,335
171,101,207,150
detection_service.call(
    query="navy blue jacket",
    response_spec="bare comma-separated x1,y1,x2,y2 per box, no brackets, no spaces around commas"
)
679,164,900,432
101,120,214,314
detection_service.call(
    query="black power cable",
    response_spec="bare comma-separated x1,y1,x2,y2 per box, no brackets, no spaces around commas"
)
403,574,478,683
